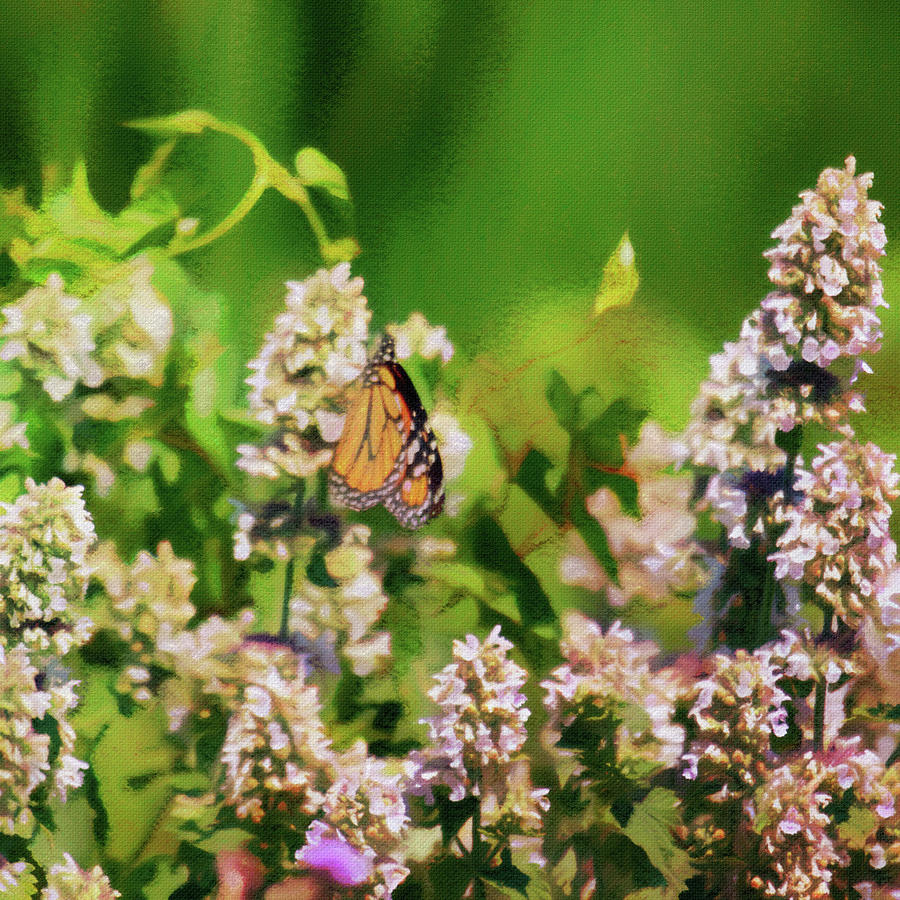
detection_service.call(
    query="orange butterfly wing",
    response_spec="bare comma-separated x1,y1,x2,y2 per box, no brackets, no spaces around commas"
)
329,336,444,528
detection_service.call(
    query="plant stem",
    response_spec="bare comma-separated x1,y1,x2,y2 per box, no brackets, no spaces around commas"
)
471,795,486,900
813,678,826,752
279,557,295,642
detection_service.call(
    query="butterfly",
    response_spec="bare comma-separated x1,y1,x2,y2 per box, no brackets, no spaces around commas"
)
329,334,444,528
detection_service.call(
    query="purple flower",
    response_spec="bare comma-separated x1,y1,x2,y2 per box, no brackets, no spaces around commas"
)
299,835,374,886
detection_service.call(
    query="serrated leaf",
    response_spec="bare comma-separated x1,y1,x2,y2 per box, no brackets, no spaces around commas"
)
294,148,350,201
572,494,618,581
468,515,555,626
836,805,877,850
45,161,179,256
420,561,489,599
595,232,639,316
622,788,693,899
583,468,640,519
579,398,648,468
545,369,578,432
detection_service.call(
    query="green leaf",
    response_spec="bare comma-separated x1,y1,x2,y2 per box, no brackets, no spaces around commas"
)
44,161,179,256
836,805,877,850
468,515,555,626
482,847,530,897
428,854,471,900
579,398,648,467
193,827,255,855
380,594,422,681
622,789,693,899
545,369,579,432
582,468,640,519
127,109,221,136
434,789,477,846
90,703,178,862
294,148,351,201
592,830,665,900
595,232,639,316
514,449,563,523
572,494,618,581
20,258,83,284
140,858,190,900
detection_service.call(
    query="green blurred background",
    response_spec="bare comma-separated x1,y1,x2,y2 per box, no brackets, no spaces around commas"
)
1,0,899,443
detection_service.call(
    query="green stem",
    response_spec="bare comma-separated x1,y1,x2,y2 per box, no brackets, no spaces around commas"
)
471,794,486,900
279,557,295,642
130,110,337,261
886,740,900,769
167,173,269,256
813,678,826,753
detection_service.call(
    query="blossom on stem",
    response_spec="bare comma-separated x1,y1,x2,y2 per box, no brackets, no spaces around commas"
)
0,257,172,402
0,478,95,657
682,645,790,794
685,158,886,548
0,645,86,835
542,612,686,770
239,264,369,480
770,438,899,627
289,524,390,677
298,741,410,900
220,640,333,823
408,626,530,803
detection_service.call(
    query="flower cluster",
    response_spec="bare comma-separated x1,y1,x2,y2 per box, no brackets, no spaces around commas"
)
289,524,391,677
860,567,900,705
41,853,120,900
0,256,172,403
219,640,333,824
682,645,790,795
764,157,886,365
153,611,255,731
298,741,410,900
685,157,886,547
232,498,315,562
770,439,899,627
0,645,86,835
238,263,369,479
89,540,198,701
747,740,899,899
0,478,95,657
408,626,547,845
542,612,686,771
560,422,707,605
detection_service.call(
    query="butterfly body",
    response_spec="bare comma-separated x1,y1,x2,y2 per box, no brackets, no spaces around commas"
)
329,335,444,528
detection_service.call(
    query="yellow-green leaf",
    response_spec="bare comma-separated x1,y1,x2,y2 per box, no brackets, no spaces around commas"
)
595,232,639,316
294,147,351,201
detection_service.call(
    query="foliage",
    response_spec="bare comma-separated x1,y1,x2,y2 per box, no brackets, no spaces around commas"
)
0,116,896,900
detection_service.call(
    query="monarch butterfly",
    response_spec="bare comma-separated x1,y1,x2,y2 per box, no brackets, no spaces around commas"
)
329,334,444,528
